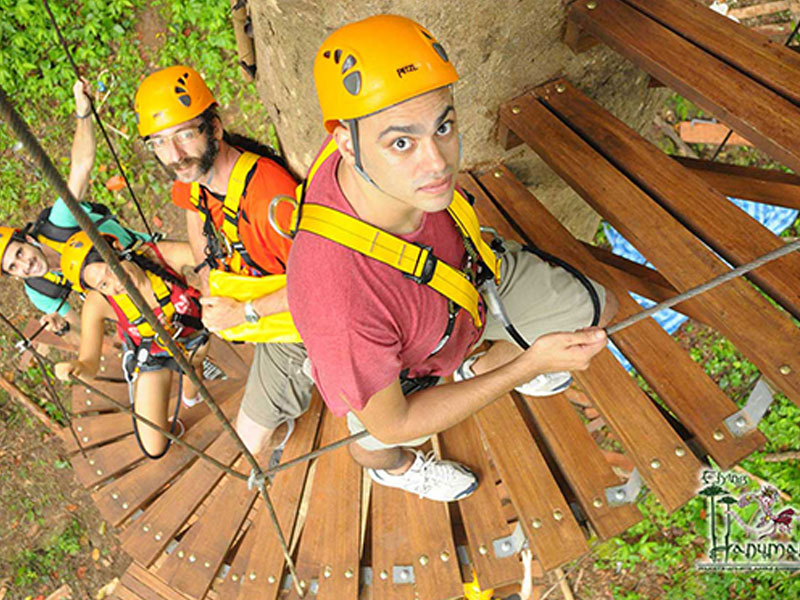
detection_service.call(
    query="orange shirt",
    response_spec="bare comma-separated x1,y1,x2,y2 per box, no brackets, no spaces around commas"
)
171,155,295,275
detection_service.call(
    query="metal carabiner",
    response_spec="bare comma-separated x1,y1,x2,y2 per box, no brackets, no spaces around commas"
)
268,194,297,240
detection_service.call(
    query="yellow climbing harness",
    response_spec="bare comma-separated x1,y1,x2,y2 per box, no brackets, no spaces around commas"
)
276,138,500,329
111,270,179,347
191,150,299,343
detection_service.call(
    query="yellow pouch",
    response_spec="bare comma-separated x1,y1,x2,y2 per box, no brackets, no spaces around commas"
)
208,269,302,344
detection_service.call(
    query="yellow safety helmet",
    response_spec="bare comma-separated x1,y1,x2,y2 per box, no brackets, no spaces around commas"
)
134,65,216,137
0,226,22,274
313,14,459,132
60,231,96,290
463,569,495,600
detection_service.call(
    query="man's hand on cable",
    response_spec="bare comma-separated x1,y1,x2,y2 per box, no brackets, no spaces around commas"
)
40,312,68,334
199,295,246,332
513,327,607,383
73,77,91,118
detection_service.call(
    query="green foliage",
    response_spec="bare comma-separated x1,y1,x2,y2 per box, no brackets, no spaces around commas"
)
11,518,83,587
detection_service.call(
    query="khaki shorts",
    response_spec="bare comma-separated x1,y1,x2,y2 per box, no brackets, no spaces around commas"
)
479,240,607,345
241,342,314,430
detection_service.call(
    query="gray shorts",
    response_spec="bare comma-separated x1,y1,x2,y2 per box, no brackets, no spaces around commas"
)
241,342,314,430
479,240,607,345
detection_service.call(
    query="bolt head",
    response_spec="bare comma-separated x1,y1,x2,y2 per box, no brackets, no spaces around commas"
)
713,430,725,441
96,469,103,476
143,525,150,532
155,532,163,541
615,489,626,500
735,416,747,428
88,459,96,465
178,550,185,558
440,551,450,562
189,554,196,563
587,0,598,9
556,83,566,93
345,569,354,578
553,509,564,521
323,566,332,578
380,570,389,580
86,389,91,394
204,561,211,568
268,575,276,584
511,105,521,115
86,399,92,406
419,555,429,566
780,364,792,375
82,436,89,443
77,425,83,432
121,502,129,510
675,446,686,457
479,544,489,555
501,541,512,552
400,570,410,581
531,518,543,529
650,458,661,469
593,497,603,508
493,170,503,178
232,574,238,582
249,572,256,581
300,580,307,589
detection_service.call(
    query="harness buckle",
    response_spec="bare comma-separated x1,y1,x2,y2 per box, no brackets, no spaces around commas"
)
404,245,437,285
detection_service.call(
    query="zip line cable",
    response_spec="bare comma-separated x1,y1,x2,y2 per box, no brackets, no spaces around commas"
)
0,309,87,459
0,85,306,599
41,0,153,239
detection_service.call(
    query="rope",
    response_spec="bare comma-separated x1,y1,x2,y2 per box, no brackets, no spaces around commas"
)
40,0,153,238
0,85,305,599
605,238,800,335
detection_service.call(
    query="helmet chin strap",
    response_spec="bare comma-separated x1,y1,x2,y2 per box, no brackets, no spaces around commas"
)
345,120,464,199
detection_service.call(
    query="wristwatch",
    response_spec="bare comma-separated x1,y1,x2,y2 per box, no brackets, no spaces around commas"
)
244,301,260,324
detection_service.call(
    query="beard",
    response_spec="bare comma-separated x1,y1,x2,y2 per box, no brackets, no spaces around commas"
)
156,134,219,182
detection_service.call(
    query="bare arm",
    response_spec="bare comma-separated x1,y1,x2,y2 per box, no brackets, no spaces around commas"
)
66,79,96,200
354,328,608,444
54,292,114,381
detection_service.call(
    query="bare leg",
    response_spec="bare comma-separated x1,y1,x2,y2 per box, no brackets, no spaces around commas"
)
348,443,415,473
133,369,174,456
235,408,297,463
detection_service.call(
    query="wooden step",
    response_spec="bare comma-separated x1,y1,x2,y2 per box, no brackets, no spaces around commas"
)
499,85,800,412
567,0,800,172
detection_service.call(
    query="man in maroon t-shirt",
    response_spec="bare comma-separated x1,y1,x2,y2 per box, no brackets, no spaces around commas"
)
287,15,618,502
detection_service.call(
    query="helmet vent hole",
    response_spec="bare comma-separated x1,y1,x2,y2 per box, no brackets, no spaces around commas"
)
174,86,187,93
178,95,191,107
323,50,331,59
420,29,433,40
432,42,449,63
343,71,362,96
177,76,187,85
341,54,356,74
334,49,342,64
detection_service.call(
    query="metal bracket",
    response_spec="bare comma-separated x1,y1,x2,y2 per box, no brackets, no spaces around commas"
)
605,467,643,507
724,377,774,437
456,545,470,565
393,565,415,585
361,567,373,586
492,522,528,558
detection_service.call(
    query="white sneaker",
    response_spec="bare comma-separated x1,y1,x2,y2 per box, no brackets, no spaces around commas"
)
202,358,227,380
181,393,203,408
454,352,573,397
367,449,478,502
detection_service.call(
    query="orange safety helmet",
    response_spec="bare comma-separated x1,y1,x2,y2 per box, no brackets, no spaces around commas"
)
463,569,495,600
60,231,97,289
0,226,22,274
134,65,216,137
313,14,459,132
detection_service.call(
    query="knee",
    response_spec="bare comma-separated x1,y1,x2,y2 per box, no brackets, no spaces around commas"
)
235,408,272,457
599,288,619,327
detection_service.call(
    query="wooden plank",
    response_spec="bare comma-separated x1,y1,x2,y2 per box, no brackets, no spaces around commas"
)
92,388,241,527
474,395,588,570
370,444,463,600
123,562,192,600
215,392,324,600
72,435,141,488
62,412,132,453
569,0,800,172
439,416,524,587
155,455,257,600
672,157,800,210
120,431,242,566
71,380,128,414
285,408,361,600
539,79,800,322
579,243,713,326
500,89,800,410
471,166,766,470
678,121,753,147
625,0,800,105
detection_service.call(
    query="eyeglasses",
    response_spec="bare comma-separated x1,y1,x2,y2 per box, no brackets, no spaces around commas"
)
144,122,206,152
